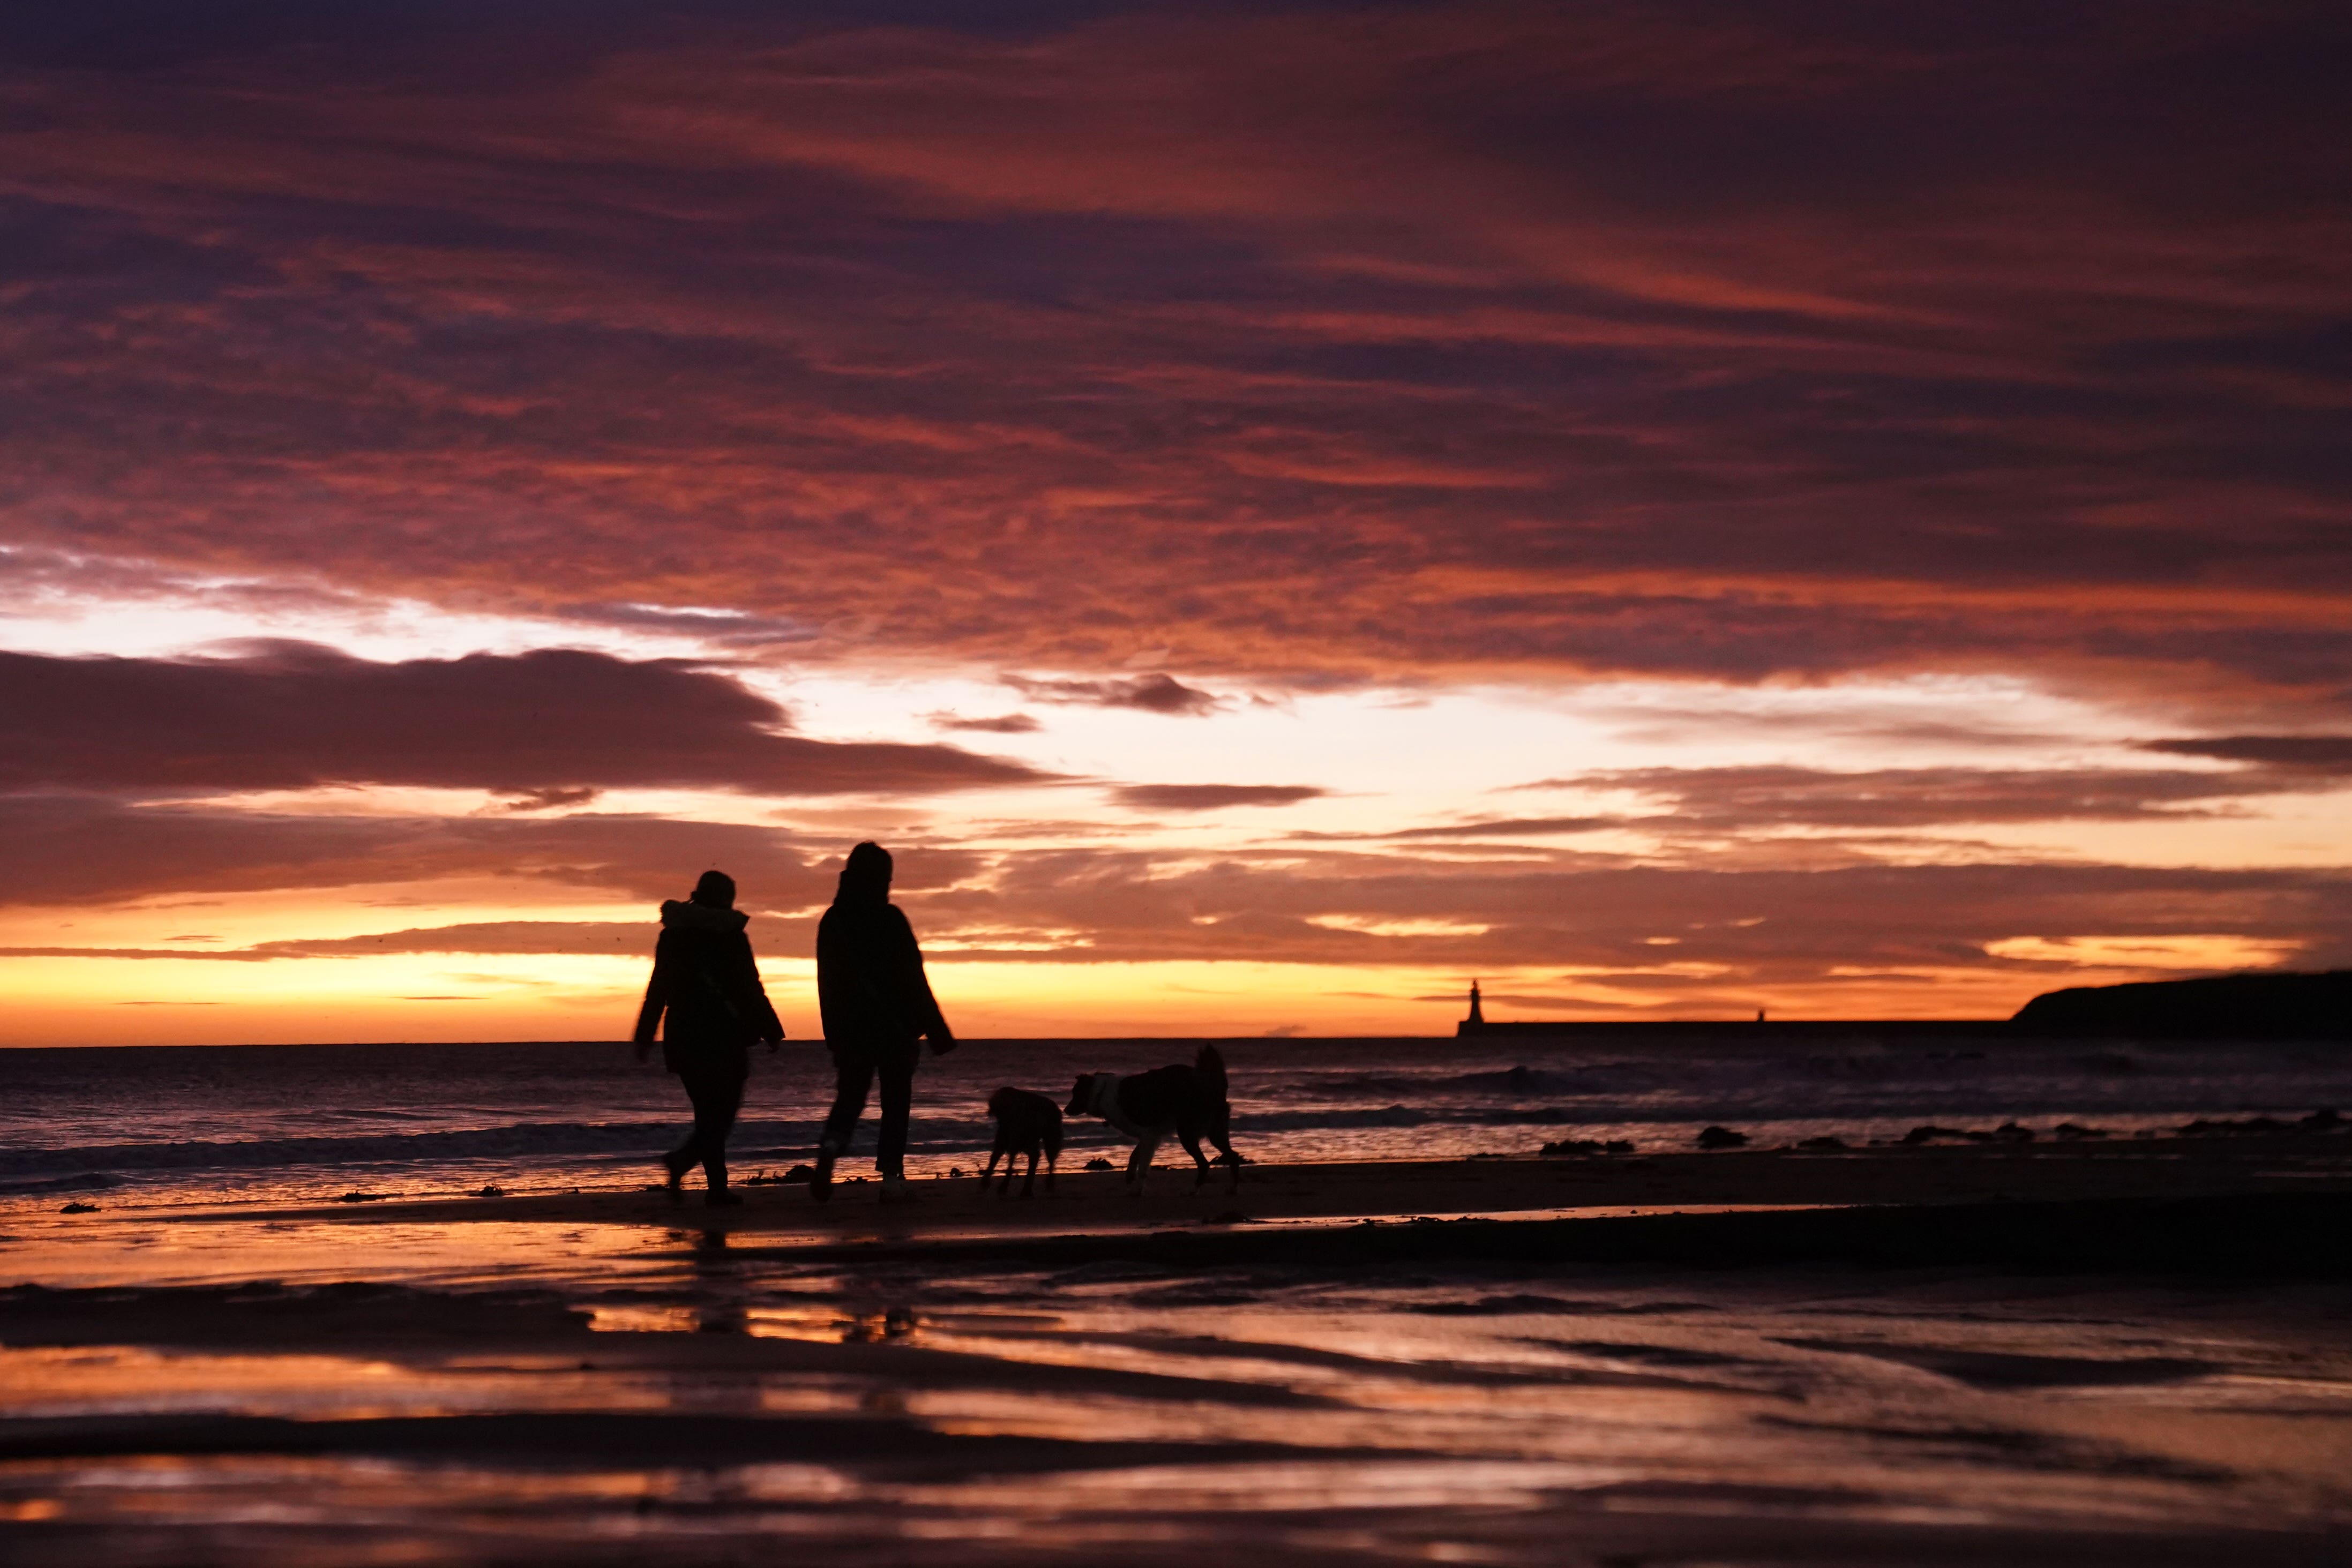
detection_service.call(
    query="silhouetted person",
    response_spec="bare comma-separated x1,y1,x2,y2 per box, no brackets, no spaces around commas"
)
814,842,953,1203
634,869,783,1207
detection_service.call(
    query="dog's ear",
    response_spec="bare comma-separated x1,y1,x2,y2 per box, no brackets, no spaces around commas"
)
1065,1075,1091,1115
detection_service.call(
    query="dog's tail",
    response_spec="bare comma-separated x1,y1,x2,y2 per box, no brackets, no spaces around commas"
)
1194,1043,1227,1103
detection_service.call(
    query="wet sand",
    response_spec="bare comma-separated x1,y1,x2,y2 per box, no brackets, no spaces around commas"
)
7,1134,2352,1564
190,1132,2352,1265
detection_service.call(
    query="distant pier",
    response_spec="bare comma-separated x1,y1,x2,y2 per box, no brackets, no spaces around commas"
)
1455,1017,2005,1040
1449,970,2352,1041
1452,977,2001,1038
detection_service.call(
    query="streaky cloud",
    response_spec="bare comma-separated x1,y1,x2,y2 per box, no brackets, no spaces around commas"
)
1112,784,1327,811
0,646,1055,798
1006,673,1221,716
2141,736,2352,773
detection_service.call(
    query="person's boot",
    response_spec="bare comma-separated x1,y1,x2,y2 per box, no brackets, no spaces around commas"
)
879,1174,915,1205
662,1147,693,1201
811,1139,840,1204
705,1186,744,1209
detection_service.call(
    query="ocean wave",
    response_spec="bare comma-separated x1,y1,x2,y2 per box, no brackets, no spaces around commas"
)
0,1120,812,1178
1278,1062,1683,1098
0,1171,127,1195
8,1042,2347,1182
0,1099,1673,1178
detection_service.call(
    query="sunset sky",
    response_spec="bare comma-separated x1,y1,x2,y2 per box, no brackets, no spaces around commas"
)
3,1,2348,1044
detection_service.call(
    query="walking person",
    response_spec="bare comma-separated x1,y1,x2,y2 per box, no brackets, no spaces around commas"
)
633,869,784,1207
813,841,954,1203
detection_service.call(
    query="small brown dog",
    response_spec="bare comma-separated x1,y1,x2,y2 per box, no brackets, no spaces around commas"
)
983,1086,1063,1197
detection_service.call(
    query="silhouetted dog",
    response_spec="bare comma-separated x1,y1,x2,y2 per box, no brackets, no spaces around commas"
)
983,1086,1063,1197
1067,1045,1242,1192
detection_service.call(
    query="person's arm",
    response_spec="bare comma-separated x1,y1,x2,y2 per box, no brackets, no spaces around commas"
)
737,934,785,1049
814,908,840,1045
893,908,953,1053
632,931,672,1061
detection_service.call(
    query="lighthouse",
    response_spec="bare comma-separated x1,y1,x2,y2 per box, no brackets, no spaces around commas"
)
1465,979,1484,1026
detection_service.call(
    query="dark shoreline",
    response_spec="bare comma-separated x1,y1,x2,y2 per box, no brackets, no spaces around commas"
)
698,1191,2352,1280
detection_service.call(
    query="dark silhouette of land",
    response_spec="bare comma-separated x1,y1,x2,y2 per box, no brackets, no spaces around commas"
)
2012,968,2352,1039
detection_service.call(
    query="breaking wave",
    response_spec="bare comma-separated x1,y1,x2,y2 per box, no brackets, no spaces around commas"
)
0,1101,1648,1180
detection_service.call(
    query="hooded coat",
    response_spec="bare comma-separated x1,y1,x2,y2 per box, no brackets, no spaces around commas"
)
633,899,784,1075
816,886,946,1052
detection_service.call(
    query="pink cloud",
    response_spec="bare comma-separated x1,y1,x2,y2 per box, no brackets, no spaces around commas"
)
0,644,1051,797
0,2,2341,716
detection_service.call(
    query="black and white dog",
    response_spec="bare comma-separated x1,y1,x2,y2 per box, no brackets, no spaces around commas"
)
982,1086,1062,1197
1067,1044,1242,1191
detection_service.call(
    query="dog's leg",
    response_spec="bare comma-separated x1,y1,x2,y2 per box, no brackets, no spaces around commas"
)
1178,1123,1210,1187
1126,1129,1163,1194
982,1141,1003,1196
1208,1108,1244,1191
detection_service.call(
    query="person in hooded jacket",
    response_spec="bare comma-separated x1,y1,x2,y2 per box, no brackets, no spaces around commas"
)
633,869,784,1206
813,841,953,1203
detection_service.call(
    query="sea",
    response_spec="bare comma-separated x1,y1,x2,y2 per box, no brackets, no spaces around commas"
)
5,1031,2349,1214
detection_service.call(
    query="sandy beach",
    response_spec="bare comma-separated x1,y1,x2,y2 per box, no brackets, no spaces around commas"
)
149,1132,2352,1288
216,1129,2352,1240
7,1129,2351,1564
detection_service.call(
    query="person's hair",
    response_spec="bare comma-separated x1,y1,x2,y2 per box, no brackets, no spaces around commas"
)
691,869,736,908
836,841,893,904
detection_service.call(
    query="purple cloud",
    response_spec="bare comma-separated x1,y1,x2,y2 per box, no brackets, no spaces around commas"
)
0,645,1052,797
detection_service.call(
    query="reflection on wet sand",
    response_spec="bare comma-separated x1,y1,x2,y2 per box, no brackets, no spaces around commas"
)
3,1198,2351,1565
